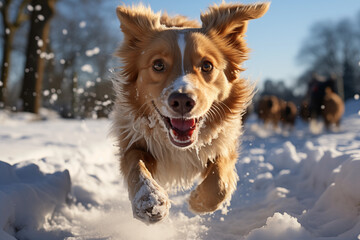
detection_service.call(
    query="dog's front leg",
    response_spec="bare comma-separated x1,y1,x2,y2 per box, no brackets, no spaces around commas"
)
122,150,170,223
189,153,238,214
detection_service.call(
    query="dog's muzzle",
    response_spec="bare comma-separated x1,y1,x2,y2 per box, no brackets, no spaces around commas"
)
152,100,201,149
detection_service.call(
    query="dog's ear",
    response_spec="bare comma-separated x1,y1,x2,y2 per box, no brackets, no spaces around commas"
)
201,2,269,81
116,5,161,42
201,2,270,40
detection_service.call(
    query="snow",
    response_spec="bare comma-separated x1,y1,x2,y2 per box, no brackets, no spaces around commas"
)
245,212,311,240
85,47,100,57
49,94,58,104
43,90,50,96
0,162,70,240
40,52,54,60
132,163,171,222
37,15,45,21
85,81,94,88
0,99,359,239
81,64,93,74
37,39,44,47
76,88,84,94
27,5,34,12
34,5,42,11
79,21,87,28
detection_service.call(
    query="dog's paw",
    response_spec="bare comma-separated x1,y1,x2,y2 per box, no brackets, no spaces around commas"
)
189,188,214,214
188,183,227,214
132,178,170,223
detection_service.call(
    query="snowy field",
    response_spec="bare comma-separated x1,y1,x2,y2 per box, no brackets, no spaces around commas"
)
0,99,360,240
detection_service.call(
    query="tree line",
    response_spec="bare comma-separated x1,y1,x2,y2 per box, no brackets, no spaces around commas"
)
1,2,359,118
258,12,360,103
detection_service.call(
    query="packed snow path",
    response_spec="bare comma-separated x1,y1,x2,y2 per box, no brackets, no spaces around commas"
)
0,100,359,240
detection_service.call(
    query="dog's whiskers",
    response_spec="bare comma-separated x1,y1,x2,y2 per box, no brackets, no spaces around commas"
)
205,108,216,122
215,104,225,119
205,107,214,121
209,105,220,122
219,101,232,114
212,103,225,122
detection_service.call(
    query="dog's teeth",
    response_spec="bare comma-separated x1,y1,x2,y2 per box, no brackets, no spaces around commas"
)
170,129,177,138
170,129,191,143
170,129,181,142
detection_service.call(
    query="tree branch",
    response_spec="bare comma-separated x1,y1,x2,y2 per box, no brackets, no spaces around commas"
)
14,0,30,28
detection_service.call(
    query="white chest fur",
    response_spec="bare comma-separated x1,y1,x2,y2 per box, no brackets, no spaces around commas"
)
113,99,242,191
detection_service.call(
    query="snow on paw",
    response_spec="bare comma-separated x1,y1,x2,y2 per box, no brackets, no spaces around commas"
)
132,177,170,223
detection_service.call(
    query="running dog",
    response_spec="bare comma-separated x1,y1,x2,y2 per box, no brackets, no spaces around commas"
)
112,2,269,223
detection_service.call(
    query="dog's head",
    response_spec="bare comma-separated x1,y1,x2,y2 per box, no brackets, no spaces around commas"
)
116,3,269,149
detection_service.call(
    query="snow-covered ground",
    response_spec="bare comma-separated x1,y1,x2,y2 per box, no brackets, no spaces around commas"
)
1,99,360,240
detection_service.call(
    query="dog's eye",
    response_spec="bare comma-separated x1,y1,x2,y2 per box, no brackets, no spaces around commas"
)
152,59,165,72
201,61,213,72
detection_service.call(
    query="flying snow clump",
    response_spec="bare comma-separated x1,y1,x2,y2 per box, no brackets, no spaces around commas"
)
81,64,94,74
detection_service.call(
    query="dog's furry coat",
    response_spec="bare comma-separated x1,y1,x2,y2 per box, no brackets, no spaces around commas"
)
112,2,269,223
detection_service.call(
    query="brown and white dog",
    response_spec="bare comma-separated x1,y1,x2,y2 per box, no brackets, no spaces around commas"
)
322,87,345,129
280,100,297,127
112,2,269,223
257,95,281,128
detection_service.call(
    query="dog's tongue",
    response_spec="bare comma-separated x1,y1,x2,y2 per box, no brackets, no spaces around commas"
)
170,118,195,131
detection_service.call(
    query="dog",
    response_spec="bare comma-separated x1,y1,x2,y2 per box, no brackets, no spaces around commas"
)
322,87,344,129
307,73,338,120
112,2,269,223
280,100,297,127
257,95,281,128
300,100,311,122
301,74,344,129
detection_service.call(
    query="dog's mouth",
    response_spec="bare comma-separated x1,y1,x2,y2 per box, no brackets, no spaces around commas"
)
152,102,201,148
165,117,200,148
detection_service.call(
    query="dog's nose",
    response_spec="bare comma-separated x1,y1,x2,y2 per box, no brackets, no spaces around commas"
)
168,92,195,114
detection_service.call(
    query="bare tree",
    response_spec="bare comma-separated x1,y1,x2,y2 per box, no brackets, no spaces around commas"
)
0,0,29,107
297,15,360,100
1,0,117,116
298,22,341,76
41,0,118,118
20,0,56,113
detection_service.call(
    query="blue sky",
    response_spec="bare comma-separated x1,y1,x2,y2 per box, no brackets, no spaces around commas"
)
117,1,360,88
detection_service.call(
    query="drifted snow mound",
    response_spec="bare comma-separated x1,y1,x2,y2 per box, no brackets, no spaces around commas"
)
0,98,359,239
0,161,70,240
300,157,360,238
250,150,360,239
245,212,311,240
267,141,305,170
